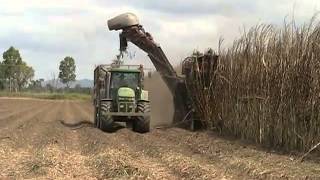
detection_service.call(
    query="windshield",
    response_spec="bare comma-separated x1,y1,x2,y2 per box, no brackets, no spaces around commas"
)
111,72,139,90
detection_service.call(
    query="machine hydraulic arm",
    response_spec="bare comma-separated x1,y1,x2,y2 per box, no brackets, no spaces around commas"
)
119,25,181,95
108,13,190,124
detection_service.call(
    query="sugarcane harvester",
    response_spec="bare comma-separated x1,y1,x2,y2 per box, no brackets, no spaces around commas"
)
107,13,218,130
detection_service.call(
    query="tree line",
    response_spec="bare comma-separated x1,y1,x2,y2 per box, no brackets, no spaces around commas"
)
0,46,80,92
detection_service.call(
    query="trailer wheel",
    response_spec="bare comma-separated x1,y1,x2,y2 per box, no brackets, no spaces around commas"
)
133,101,150,133
99,101,113,132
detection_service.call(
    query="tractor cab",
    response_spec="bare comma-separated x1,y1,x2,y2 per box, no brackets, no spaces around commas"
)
109,69,141,101
109,69,142,113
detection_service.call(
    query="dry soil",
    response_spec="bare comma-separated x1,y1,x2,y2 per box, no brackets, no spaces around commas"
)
0,97,319,179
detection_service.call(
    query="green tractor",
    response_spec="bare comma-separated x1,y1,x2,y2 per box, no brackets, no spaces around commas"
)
93,64,151,133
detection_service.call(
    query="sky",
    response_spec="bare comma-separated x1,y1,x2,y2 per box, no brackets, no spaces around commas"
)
0,0,319,80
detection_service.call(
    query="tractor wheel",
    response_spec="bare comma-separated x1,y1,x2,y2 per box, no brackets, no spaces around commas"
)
126,121,133,129
133,101,150,133
99,101,113,132
94,107,98,128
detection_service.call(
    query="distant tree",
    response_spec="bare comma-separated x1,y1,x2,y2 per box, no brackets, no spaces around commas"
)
0,62,5,90
16,62,34,91
2,46,34,91
2,46,22,75
50,72,58,91
59,56,76,88
74,84,81,90
2,46,22,91
46,83,54,93
29,79,44,91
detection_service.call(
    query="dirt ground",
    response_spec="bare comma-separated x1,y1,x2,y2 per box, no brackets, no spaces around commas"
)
0,98,319,179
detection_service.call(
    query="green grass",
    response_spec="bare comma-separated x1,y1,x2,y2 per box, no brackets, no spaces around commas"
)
0,91,91,101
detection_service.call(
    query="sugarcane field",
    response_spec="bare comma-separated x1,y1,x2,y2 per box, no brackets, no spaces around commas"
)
1,1,320,179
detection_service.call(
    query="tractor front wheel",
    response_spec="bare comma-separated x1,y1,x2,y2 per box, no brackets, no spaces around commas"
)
99,101,114,132
133,101,150,133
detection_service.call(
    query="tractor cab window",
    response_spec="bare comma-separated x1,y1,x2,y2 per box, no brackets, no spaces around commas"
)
111,72,140,90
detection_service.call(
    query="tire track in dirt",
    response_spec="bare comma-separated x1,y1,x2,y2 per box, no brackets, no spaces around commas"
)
0,109,10,114
1,99,320,179
74,99,320,179
0,100,51,127
22,100,93,179
77,130,181,179
0,101,95,179
70,101,93,123
0,101,41,119
158,128,320,179
71,102,181,179
0,98,48,114
15,102,63,149
111,129,232,180
0,103,66,178
0,102,54,144
75,101,93,115
1,105,59,162
0,100,60,178
35,101,96,178
0,98,29,109
0,102,53,130
73,102,229,179
151,129,255,178
74,102,228,179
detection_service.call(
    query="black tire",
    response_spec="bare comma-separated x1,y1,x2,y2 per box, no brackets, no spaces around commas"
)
133,101,151,133
99,101,113,132
94,107,98,128
126,121,133,129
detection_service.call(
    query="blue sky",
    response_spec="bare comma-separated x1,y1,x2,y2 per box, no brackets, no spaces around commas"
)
0,0,319,80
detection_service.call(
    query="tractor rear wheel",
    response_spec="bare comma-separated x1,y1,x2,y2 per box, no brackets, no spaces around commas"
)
133,101,150,133
99,101,113,132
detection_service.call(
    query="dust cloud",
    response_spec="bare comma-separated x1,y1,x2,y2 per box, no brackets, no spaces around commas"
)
144,72,174,127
